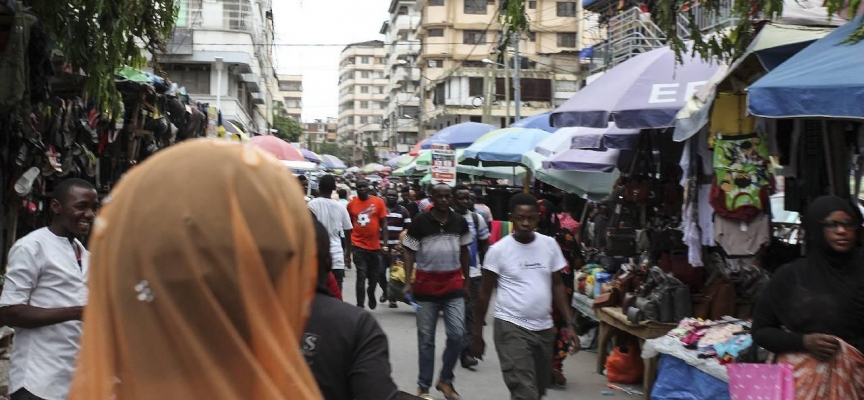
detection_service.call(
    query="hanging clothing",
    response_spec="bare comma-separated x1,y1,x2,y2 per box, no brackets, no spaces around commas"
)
68,140,322,399
713,214,771,257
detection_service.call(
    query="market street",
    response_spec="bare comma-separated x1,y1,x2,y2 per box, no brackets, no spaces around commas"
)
338,268,622,400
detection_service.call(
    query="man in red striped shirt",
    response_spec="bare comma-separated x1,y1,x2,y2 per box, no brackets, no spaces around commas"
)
403,184,471,400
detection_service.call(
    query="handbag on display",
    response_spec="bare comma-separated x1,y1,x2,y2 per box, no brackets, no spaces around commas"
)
635,267,691,323
606,228,638,256
623,182,652,203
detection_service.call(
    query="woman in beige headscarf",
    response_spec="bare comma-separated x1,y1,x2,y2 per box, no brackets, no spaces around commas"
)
69,140,322,399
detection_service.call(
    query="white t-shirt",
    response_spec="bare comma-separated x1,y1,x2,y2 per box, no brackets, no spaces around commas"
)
482,234,567,331
308,198,352,270
0,228,89,400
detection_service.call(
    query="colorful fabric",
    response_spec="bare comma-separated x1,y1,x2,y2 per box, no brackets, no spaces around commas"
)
711,132,772,220
403,211,471,300
776,340,864,400
386,204,411,246
489,221,513,245
347,196,388,250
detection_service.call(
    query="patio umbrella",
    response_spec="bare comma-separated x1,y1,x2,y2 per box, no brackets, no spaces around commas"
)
542,148,623,173
386,154,411,169
521,151,620,198
421,122,497,149
250,136,305,162
748,15,864,119
362,163,386,174
550,45,719,129
296,147,323,164
396,154,416,168
461,128,552,166
533,123,640,156
346,166,361,173
320,154,348,170
409,139,428,156
510,112,557,132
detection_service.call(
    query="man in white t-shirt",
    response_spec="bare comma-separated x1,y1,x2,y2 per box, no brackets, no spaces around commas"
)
308,175,353,290
470,193,578,400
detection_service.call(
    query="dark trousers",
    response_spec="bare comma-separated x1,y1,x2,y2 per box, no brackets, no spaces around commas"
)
463,276,482,356
494,319,556,400
379,253,392,300
353,248,380,307
11,389,45,400
332,269,345,291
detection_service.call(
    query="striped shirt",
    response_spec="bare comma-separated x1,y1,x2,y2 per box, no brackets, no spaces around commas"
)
386,204,411,246
403,211,471,300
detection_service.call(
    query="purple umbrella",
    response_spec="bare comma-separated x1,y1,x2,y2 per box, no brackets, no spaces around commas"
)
421,122,497,149
550,46,720,129
320,154,347,170
542,148,623,173
562,123,641,150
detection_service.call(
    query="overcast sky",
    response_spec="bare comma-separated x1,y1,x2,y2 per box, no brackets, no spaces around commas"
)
272,0,392,122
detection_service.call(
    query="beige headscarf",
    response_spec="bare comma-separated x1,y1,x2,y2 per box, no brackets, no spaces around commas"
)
69,140,322,399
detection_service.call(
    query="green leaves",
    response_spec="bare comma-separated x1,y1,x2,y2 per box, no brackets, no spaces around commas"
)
272,114,303,143
29,0,177,111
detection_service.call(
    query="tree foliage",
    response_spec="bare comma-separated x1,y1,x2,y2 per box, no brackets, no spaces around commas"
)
27,0,178,110
364,138,378,164
272,114,303,143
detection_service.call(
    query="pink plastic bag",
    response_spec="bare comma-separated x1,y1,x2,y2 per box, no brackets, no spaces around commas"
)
727,363,794,400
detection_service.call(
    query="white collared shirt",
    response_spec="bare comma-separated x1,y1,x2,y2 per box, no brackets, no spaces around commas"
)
0,228,89,400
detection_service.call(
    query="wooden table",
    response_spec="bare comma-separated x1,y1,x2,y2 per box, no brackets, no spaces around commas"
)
594,307,677,399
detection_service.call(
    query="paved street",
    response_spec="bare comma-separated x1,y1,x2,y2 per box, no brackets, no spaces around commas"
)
339,268,619,400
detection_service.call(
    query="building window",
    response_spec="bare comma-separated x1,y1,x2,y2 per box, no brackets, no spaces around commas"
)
361,86,369,94
428,28,444,37
496,78,552,101
378,57,387,64
528,31,536,42
361,71,370,79
557,32,577,48
360,116,369,124
361,56,370,64
428,59,443,68
163,64,211,94
285,99,302,108
360,101,369,109
463,30,486,44
464,0,487,14
557,2,576,17
429,0,444,5
556,80,580,92
469,77,484,97
528,1,537,9
376,87,384,94
433,84,446,106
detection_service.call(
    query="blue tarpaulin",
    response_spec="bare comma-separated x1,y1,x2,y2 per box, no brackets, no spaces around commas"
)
748,16,864,119
651,354,730,400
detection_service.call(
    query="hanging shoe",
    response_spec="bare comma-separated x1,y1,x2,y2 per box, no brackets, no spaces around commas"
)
14,167,40,197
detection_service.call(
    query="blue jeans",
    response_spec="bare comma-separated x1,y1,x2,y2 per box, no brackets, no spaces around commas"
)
416,296,466,389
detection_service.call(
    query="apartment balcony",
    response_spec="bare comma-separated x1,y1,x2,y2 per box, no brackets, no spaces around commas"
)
675,0,739,38
387,41,421,63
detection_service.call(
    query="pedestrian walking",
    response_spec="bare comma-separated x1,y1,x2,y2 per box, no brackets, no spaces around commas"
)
0,178,97,400
67,141,321,399
452,185,490,370
403,184,471,400
470,187,493,225
308,174,353,290
347,179,389,309
471,193,579,400
382,188,411,308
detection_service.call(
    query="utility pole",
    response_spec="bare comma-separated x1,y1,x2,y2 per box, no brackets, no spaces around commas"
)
482,63,492,124
504,51,510,125
513,32,522,121
418,65,426,139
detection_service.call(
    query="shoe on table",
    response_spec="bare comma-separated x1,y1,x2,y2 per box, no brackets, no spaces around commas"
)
435,381,462,400
460,354,479,369
417,386,434,400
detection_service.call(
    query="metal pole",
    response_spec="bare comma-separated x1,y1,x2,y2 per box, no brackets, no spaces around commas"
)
513,33,522,121
419,69,426,139
215,57,224,111
482,63,492,124
504,53,510,124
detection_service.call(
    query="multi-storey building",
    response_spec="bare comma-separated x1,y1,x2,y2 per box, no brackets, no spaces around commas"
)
412,0,588,136
380,0,422,153
337,41,389,164
153,0,278,135
276,74,303,120
303,118,338,152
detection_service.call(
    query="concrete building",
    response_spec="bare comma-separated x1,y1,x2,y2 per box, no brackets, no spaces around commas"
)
303,118,338,152
152,0,277,134
380,0,422,154
337,40,389,164
412,0,587,136
276,74,303,120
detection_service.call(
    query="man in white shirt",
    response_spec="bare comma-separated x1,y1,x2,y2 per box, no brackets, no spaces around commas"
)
308,174,353,290
0,178,98,400
452,185,489,370
470,193,578,400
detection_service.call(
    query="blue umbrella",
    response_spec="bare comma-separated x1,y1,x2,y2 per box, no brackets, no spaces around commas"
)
748,16,864,119
510,112,556,132
461,128,552,166
421,122,497,149
320,154,347,170
550,45,720,129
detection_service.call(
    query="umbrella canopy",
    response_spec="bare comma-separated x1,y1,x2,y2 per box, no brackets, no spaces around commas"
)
421,122,497,149
534,123,640,156
461,128,552,166
297,147,323,163
458,164,527,180
346,166,361,173
222,121,251,143
281,160,320,172
320,154,347,170
410,139,428,156
521,151,620,198
542,148,623,173
396,154,416,168
420,173,432,185
550,45,719,129
362,163,386,174
510,112,556,132
748,16,864,119
250,136,305,162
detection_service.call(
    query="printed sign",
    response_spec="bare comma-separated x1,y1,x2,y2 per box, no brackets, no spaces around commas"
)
430,143,456,187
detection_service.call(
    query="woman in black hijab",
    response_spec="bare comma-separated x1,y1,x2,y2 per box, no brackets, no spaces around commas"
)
753,195,864,360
